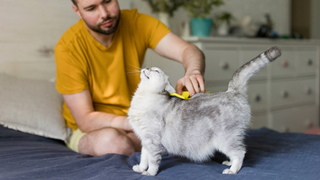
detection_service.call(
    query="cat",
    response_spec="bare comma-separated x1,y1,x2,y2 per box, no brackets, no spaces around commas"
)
128,47,281,176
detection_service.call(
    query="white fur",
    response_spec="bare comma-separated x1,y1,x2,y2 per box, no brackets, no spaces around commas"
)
128,47,281,176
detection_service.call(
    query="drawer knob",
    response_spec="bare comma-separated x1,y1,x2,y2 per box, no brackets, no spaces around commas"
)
221,62,229,70
255,94,261,102
305,87,312,95
308,59,313,66
282,60,289,67
281,90,289,98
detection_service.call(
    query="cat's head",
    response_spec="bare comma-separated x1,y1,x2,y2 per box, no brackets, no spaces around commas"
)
139,67,175,93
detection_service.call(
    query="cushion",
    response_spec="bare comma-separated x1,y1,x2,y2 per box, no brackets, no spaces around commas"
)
0,73,70,142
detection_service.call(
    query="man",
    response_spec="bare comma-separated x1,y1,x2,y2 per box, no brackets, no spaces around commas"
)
55,0,205,156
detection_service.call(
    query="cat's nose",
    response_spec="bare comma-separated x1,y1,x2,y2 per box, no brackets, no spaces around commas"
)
145,68,150,70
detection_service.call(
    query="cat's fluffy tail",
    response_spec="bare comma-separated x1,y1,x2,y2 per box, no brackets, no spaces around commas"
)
227,46,281,94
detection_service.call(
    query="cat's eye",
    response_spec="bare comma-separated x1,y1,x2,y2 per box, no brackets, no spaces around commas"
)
154,70,160,73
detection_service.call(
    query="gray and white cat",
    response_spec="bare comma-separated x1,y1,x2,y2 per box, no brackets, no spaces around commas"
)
128,47,281,176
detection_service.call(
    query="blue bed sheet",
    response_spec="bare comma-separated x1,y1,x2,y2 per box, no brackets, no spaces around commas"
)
0,125,319,180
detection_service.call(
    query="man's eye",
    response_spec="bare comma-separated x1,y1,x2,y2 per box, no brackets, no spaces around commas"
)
103,0,111,3
86,6,95,11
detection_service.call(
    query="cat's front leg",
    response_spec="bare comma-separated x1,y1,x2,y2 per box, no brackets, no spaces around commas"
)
133,147,149,173
142,148,162,176
140,139,162,176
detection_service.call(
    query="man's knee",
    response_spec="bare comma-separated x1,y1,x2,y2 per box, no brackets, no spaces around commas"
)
81,128,135,156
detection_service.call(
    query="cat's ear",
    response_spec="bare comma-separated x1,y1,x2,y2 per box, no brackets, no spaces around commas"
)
165,81,176,93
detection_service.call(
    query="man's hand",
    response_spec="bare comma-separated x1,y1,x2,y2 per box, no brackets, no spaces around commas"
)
175,73,205,96
153,32,206,96
111,116,133,132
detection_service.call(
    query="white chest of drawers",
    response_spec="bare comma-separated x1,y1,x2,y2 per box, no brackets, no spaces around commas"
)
144,37,320,133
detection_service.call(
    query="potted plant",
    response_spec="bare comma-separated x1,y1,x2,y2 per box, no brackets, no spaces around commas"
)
183,0,224,37
143,0,184,28
214,11,233,36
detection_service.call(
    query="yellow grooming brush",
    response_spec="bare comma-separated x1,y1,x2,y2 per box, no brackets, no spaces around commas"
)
169,91,210,100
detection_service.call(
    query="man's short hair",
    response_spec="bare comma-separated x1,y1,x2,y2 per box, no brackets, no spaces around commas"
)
71,0,77,6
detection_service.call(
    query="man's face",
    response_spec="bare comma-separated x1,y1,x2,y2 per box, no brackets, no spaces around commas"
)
73,0,120,35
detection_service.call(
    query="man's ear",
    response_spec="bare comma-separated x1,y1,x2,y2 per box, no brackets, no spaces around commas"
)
72,4,82,19
165,81,176,93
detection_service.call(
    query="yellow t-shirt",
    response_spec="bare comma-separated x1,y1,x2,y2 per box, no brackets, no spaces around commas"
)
55,9,170,130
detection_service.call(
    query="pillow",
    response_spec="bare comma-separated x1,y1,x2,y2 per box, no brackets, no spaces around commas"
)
0,73,70,142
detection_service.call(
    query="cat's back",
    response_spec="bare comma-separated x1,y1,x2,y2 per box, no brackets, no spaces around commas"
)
177,91,248,111
164,91,250,129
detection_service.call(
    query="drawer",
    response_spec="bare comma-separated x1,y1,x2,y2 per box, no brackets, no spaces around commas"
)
271,49,295,77
296,50,317,75
203,49,239,82
249,113,268,130
247,82,267,111
270,79,316,108
271,106,318,133
240,49,268,79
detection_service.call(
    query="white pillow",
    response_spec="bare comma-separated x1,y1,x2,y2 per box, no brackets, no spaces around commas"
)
0,74,70,142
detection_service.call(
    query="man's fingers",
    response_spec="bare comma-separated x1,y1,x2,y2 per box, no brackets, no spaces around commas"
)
185,82,195,96
190,76,200,94
175,74,205,96
197,76,205,92
175,79,184,95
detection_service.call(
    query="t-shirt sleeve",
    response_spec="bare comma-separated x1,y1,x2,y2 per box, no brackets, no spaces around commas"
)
55,44,89,94
135,12,171,49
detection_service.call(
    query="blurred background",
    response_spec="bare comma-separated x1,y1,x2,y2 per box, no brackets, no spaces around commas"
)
118,0,320,39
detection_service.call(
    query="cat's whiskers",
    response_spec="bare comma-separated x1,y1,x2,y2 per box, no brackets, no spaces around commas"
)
126,62,141,71
126,71,141,74
125,62,142,76
126,69,141,77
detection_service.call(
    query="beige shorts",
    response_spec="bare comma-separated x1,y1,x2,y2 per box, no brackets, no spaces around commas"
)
67,128,86,153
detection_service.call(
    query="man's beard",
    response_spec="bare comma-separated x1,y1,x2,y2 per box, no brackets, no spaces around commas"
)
83,13,120,35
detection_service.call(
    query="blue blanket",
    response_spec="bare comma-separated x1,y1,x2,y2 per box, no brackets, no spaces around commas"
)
0,125,319,180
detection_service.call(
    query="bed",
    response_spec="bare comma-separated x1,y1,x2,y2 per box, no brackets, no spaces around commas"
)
1,125,320,180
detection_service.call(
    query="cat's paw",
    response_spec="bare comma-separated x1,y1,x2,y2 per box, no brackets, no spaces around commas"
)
222,169,236,174
142,171,153,176
133,165,143,173
222,161,232,166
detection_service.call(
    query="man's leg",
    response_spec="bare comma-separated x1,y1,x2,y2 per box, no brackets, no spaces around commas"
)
78,127,141,156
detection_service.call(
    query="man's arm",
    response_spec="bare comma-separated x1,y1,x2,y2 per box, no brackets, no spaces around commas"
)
153,32,205,96
63,90,132,133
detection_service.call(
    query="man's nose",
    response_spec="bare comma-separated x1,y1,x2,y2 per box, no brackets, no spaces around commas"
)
99,5,108,19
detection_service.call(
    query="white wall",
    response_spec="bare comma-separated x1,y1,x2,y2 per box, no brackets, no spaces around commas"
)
0,0,78,80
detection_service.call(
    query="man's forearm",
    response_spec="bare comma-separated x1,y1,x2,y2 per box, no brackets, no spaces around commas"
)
63,90,132,133
181,45,205,76
175,44,206,95
152,32,206,94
